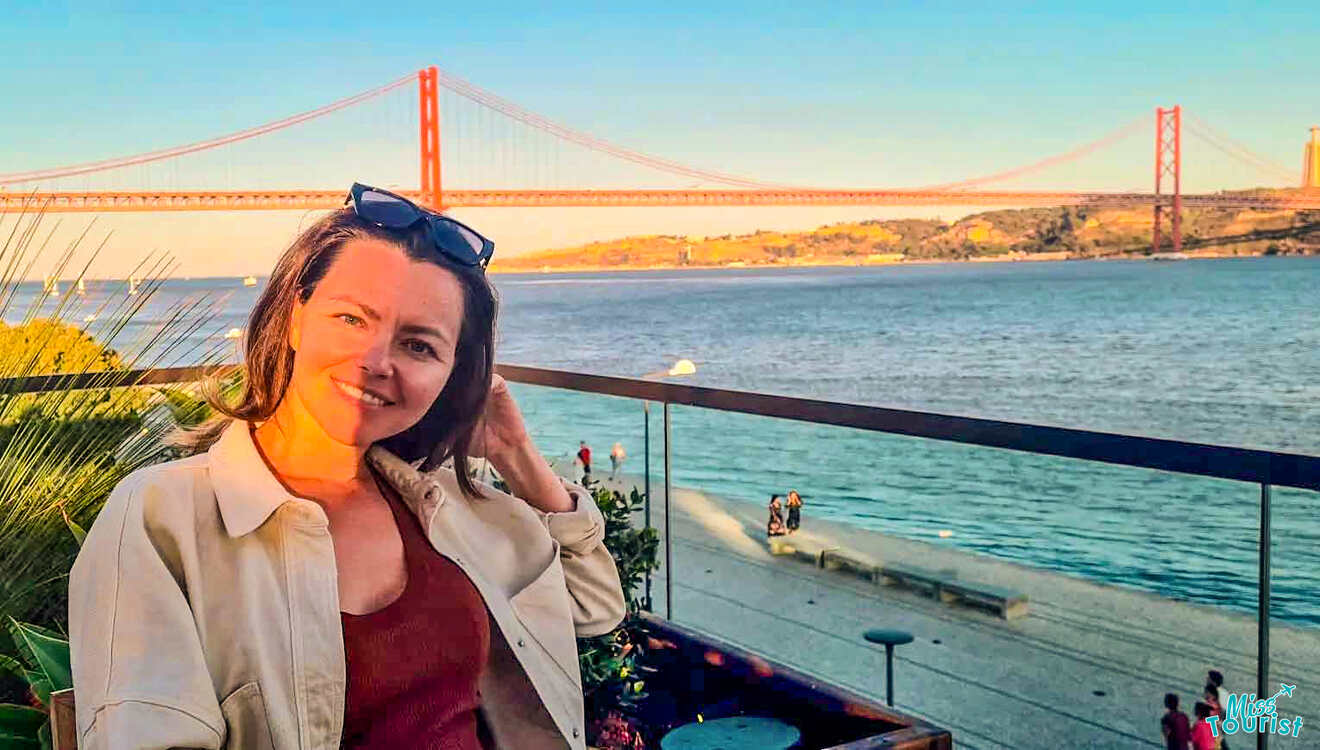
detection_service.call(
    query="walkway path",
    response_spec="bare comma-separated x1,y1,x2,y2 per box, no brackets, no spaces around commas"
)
560,464,1319,750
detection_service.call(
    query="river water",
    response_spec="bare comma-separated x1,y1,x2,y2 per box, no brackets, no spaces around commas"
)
12,256,1320,625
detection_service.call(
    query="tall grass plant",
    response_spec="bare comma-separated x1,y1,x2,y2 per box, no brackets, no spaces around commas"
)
0,200,227,668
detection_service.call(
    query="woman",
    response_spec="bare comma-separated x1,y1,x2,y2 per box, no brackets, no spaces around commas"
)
785,489,803,534
767,494,787,537
68,184,627,750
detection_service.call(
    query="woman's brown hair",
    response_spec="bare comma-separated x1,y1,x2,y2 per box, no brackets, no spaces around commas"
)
177,207,499,500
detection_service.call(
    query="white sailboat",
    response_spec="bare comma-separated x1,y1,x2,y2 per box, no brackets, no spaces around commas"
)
44,277,59,296
243,275,258,287
77,279,87,295
127,276,140,296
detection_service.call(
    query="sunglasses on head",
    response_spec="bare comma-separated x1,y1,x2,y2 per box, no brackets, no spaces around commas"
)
345,182,495,269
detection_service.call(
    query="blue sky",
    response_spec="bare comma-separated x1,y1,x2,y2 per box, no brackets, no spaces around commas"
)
3,1,1318,275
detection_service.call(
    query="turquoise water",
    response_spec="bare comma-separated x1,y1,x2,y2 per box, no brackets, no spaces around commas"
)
10,257,1320,625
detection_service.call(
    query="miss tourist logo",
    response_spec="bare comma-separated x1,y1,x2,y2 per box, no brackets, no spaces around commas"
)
1207,684,1304,740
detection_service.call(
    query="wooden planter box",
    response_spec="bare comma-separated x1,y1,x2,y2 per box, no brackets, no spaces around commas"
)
627,612,952,749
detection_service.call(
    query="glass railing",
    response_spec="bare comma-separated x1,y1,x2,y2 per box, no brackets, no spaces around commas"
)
7,364,1316,749
496,365,1317,750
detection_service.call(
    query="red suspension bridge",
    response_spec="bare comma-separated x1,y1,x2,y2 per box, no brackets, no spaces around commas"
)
3,66,1319,254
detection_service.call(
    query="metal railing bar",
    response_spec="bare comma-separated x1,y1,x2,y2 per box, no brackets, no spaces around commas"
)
0,365,228,394
2,363,1316,490
496,364,1320,491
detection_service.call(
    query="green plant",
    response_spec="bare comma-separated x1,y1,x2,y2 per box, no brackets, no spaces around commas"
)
577,481,660,749
0,208,223,705
0,617,73,749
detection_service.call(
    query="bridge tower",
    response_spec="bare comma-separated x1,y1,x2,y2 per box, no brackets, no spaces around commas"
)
418,66,442,209
1152,106,1181,254
1305,126,1320,189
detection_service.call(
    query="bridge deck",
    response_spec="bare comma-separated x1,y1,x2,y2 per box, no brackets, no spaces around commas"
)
6,188,1320,212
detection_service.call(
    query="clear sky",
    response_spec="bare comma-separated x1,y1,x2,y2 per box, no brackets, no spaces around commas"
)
3,1,1317,277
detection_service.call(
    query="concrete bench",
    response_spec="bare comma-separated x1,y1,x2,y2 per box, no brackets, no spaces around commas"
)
767,536,836,567
939,578,1030,620
769,541,1030,620
821,549,883,582
879,563,1028,620
877,563,957,597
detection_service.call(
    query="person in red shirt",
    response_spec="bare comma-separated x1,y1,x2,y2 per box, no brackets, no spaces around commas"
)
577,441,592,481
1190,702,1219,750
1161,693,1191,750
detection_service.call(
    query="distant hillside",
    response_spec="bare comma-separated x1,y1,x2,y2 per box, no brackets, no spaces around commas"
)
489,190,1320,273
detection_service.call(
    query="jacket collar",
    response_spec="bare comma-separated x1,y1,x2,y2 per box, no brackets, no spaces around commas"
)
207,420,448,538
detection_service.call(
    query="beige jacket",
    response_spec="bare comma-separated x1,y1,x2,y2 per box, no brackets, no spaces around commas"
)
68,421,627,750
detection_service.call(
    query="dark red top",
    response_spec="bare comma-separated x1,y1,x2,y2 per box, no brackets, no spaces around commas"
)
340,482,491,749
1161,710,1191,750
578,447,591,467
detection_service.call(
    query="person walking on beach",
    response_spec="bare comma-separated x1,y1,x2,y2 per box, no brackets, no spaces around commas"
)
785,489,803,533
1160,693,1191,750
1207,670,1229,750
767,494,787,536
577,440,592,482
1207,671,1227,708
609,442,626,480
1202,683,1226,749
1190,702,1218,750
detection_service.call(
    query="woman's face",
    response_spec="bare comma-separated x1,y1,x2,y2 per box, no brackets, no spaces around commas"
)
287,237,465,447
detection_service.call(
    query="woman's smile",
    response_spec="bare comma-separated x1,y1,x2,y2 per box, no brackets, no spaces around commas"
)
331,378,396,408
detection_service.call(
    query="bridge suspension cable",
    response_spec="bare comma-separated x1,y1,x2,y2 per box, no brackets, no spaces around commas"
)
1182,113,1296,183
922,116,1147,191
0,74,415,186
429,67,790,190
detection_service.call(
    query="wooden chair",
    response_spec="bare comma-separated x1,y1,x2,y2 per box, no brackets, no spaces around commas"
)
50,689,76,750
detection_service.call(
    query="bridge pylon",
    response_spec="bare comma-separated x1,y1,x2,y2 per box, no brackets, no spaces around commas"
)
418,66,442,209
1153,106,1182,254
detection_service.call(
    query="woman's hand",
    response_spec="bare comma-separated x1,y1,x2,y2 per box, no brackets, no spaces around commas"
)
472,373,531,463
475,373,574,513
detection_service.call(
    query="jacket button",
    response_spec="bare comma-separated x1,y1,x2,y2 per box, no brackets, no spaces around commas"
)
517,638,526,647
572,728,580,738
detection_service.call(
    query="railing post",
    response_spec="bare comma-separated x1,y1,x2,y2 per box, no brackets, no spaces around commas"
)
1258,482,1271,750
643,400,652,612
664,401,673,621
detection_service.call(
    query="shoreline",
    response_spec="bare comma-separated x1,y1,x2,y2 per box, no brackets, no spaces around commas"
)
490,247,1313,275
549,459,1319,633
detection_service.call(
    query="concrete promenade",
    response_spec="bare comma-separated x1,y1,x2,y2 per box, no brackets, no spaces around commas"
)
556,463,1320,750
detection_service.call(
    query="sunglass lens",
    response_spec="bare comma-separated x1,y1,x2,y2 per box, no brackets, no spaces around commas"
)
358,189,421,228
429,218,486,263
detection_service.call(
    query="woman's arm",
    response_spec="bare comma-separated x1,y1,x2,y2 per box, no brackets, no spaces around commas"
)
492,443,627,637
68,474,224,750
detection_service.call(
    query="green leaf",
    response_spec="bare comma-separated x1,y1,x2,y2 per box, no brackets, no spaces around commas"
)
5,621,70,694
0,703,47,745
21,672,49,709
0,656,24,681
61,511,86,547
36,722,50,750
